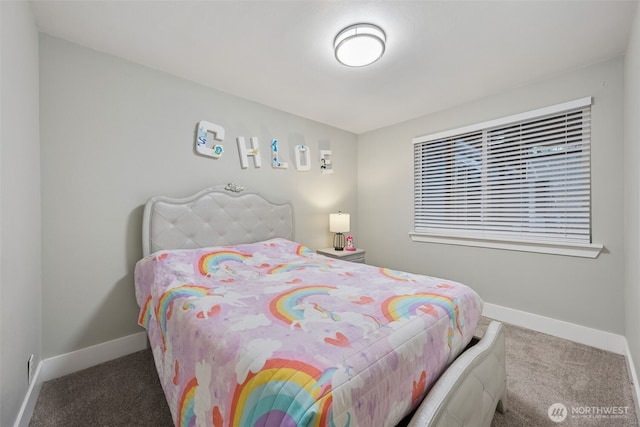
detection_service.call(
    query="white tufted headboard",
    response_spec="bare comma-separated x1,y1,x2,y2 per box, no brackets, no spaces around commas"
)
142,186,294,256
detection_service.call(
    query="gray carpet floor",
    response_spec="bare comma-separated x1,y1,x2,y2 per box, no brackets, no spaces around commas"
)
478,319,638,427
30,318,639,427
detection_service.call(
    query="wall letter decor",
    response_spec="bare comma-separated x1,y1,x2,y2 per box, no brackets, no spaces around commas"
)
320,150,333,174
237,136,262,169
194,121,337,174
195,121,225,158
271,139,289,169
294,145,311,171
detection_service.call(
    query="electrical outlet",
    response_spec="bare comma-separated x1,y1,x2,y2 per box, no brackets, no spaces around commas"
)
27,354,34,385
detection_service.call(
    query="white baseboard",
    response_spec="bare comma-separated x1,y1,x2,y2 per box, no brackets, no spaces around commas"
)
483,302,627,355
13,362,43,427
624,340,640,418
41,331,148,382
13,331,148,427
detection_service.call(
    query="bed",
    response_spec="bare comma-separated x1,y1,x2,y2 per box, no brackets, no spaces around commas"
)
135,185,506,427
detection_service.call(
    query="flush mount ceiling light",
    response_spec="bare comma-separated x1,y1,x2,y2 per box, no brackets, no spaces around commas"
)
334,23,386,67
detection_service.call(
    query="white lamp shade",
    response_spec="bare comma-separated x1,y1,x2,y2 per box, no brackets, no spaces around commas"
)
329,212,350,233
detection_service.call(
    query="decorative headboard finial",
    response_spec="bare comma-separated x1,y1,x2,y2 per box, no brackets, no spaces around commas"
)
224,183,245,193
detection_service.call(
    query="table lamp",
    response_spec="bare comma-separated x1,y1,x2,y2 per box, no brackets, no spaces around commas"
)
329,212,350,251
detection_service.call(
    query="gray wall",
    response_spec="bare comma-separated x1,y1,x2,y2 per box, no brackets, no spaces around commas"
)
0,1,42,426
624,5,640,385
357,58,625,334
39,35,358,358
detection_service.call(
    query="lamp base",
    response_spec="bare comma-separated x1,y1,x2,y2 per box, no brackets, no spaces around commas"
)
333,233,345,251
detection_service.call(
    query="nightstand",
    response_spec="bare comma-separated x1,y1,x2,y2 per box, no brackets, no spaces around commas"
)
317,247,366,263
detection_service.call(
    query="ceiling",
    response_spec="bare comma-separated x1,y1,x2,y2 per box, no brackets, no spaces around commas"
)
29,0,639,134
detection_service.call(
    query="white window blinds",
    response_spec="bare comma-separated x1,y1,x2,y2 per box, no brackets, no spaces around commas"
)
413,98,592,245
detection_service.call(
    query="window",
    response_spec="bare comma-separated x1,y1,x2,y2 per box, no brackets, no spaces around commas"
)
410,97,603,258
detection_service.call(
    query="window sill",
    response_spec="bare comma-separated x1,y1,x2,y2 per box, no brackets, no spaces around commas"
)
409,231,603,258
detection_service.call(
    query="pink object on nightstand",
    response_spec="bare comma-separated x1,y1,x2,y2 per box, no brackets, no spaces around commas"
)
345,235,356,251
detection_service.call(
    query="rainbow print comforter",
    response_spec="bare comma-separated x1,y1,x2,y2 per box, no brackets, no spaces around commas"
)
134,238,483,427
